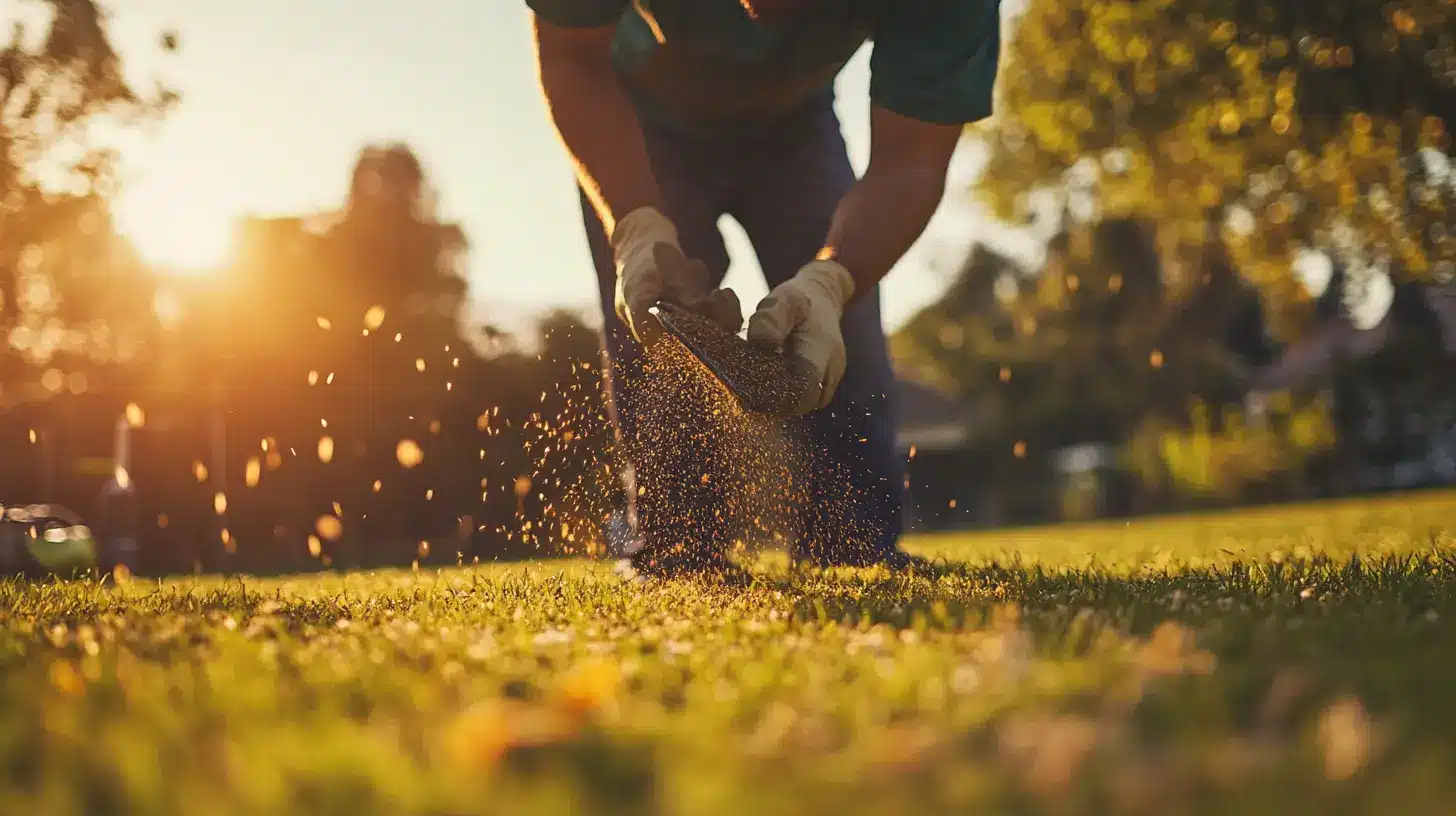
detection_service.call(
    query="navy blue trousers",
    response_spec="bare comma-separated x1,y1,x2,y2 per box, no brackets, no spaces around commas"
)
579,96,903,561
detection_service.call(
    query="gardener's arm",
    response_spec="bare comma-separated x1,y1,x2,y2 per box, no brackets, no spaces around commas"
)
819,107,961,298
530,10,663,232
746,0,1003,415
823,0,1004,296
530,5,740,340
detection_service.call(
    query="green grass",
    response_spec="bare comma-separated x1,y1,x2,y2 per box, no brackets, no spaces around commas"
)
4,491,1456,815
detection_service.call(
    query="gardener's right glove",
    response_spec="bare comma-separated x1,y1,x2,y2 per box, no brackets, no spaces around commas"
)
746,259,855,417
610,206,742,345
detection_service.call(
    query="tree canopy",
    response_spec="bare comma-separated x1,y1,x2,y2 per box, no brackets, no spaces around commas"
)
978,0,1456,326
1,0,178,403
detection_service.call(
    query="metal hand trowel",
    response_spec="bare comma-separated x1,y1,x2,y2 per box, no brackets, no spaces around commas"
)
649,301,809,417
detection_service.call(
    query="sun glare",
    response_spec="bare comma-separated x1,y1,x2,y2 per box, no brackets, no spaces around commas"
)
114,191,236,274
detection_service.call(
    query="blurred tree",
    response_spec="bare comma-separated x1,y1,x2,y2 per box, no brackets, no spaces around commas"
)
199,143,478,568
979,0,1456,333
897,218,1288,511
199,143,619,569
901,222,1263,445
0,0,177,403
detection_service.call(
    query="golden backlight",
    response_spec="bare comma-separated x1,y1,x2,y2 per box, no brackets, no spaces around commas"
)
114,190,235,274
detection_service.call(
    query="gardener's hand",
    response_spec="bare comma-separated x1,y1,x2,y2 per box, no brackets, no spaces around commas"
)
611,206,741,344
746,259,855,416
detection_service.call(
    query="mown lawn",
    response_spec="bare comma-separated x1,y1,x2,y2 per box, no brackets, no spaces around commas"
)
3,490,1455,815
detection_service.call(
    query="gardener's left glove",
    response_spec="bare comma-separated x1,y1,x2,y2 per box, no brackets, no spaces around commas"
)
746,259,855,417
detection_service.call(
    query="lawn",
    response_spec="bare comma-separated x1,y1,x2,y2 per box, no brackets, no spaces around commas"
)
3,490,1455,815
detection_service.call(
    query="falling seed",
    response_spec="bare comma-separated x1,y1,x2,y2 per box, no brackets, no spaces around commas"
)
326,372,335,385
332,502,342,516
194,462,209,482
317,317,332,330
28,429,36,444
114,467,130,490
316,515,343,541
308,371,319,386
221,528,234,551
425,489,434,500
320,419,328,428
308,536,323,557
949,499,958,509
396,439,424,468
214,493,227,514
372,480,382,492
318,436,335,463
125,403,145,428
364,305,387,330
1013,441,1027,459
418,540,430,558
245,458,262,487
415,358,426,372
394,333,402,342
999,367,1012,383
1150,350,1165,368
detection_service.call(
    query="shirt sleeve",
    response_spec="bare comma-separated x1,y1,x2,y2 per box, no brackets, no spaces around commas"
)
526,0,628,28
870,0,1003,125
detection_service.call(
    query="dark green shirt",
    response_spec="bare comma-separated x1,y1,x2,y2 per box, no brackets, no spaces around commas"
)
527,0,1001,130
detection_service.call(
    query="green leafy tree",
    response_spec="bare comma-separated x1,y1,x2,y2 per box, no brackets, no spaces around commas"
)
897,216,1288,511
979,0,1455,331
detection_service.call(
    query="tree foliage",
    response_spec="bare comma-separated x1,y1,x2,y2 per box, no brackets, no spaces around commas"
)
979,0,1456,326
898,220,1271,457
1,0,178,401
137,144,618,571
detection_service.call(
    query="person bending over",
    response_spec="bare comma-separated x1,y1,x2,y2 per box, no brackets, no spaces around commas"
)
529,0,1002,578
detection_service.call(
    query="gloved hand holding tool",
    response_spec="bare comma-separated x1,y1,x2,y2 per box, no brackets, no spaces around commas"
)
652,258,854,419
611,205,742,345
746,259,854,416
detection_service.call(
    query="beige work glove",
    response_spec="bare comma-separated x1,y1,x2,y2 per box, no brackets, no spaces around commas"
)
746,259,855,416
610,206,742,345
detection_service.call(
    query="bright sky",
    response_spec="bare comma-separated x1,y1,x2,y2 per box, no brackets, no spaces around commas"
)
101,1,1008,336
